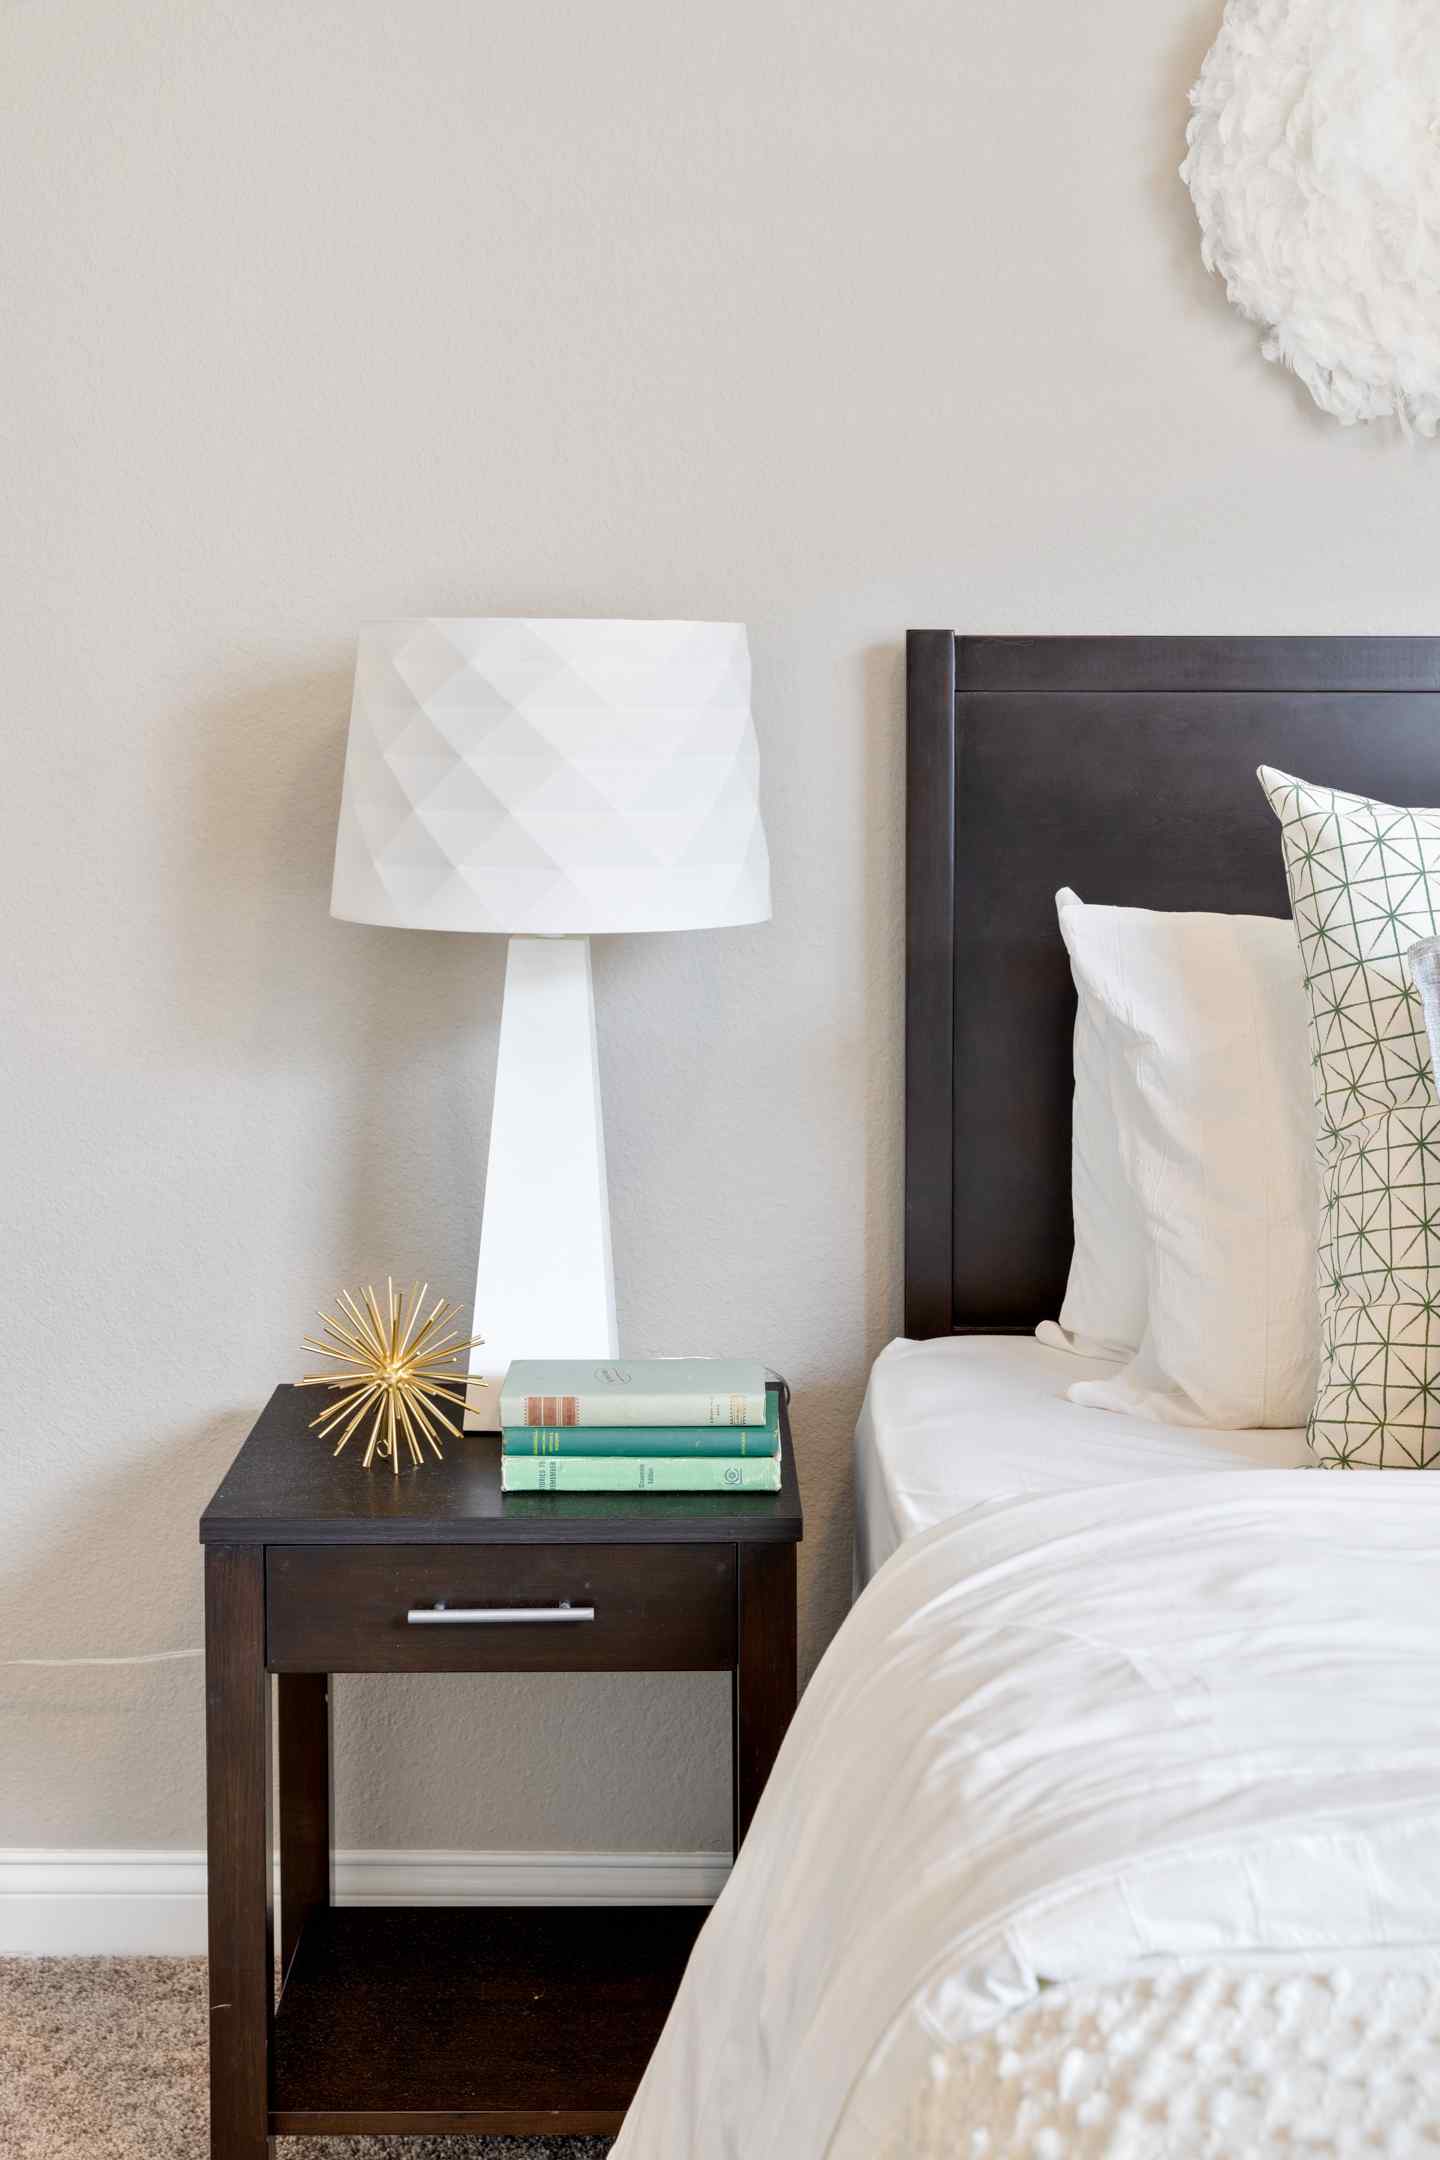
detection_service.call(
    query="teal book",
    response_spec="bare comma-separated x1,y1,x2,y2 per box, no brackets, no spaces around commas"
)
499,1358,768,1430
503,1395,780,1459
500,1445,782,1494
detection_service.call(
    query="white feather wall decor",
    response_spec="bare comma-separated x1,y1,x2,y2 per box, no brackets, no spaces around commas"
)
1182,0,1440,432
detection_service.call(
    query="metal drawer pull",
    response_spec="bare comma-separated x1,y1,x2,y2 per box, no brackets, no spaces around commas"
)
406,1600,595,1626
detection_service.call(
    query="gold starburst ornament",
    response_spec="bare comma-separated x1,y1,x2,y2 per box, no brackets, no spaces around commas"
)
300,1281,484,1473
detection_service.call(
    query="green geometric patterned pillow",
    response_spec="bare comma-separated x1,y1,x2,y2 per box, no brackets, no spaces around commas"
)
1313,1106,1440,1466
1259,768,1439,1150
1260,768,1440,1467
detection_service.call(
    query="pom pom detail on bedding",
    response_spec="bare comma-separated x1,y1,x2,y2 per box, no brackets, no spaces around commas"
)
1261,768,1440,1466
1181,0,1440,432
891,1962,1440,2160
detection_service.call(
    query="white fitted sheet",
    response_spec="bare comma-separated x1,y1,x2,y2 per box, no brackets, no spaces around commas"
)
854,1332,1309,1582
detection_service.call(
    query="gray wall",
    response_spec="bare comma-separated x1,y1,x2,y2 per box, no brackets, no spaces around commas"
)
5,0,1438,1855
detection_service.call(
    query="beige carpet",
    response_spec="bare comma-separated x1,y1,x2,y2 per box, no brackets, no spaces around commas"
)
0,1957,613,2160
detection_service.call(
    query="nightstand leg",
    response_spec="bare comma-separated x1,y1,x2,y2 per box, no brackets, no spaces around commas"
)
205,1546,273,2159
733,1543,797,1852
277,1672,332,1988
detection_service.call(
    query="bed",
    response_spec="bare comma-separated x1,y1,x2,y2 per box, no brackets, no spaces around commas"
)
613,635,1440,2159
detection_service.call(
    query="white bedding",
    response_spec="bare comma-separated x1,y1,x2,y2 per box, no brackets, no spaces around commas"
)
613,1473,1440,2160
889,1956,1440,2157
855,1333,1309,1581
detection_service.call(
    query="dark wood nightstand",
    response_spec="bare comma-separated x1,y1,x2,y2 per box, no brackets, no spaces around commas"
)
199,1382,802,2155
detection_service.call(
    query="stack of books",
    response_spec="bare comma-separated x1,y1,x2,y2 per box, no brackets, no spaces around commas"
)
498,1358,781,1492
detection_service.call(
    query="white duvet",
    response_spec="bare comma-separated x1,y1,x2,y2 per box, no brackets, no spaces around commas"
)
613,1474,1440,2159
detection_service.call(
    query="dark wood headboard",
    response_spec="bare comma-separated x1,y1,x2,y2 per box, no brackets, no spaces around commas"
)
904,632,1440,1339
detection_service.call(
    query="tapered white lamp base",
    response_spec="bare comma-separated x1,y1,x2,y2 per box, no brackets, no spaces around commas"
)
465,937,618,1431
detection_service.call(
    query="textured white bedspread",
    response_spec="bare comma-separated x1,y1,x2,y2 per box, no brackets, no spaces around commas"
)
891,1956,1440,2157
613,1474,1440,2160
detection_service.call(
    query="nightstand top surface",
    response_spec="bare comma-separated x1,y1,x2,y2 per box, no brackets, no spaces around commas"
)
200,1383,803,1547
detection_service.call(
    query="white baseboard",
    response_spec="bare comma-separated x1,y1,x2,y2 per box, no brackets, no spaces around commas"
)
0,1846,731,1956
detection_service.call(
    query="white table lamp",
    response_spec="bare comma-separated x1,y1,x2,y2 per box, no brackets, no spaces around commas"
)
330,618,770,1429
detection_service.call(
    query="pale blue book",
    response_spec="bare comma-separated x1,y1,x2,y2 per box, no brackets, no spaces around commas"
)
500,1358,768,1430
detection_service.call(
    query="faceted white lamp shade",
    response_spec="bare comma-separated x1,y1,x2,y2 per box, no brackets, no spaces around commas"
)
331,617,770,935
330,619,771,1430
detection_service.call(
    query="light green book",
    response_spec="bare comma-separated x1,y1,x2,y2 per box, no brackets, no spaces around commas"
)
500,1357,768,1429
500,1444,782,1494
504,1395,780,1458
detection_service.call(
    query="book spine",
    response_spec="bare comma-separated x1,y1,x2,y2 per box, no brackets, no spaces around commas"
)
499,1388,769,1430
500,1453,782,1493
503,1407,779,1458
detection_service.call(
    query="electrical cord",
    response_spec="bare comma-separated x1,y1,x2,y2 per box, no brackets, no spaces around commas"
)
1,1649,202,1667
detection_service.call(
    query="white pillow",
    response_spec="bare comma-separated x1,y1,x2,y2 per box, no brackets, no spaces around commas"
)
1042,890,1147,1361
1053,890,1319,1429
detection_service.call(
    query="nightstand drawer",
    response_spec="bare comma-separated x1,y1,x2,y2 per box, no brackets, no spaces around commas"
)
266,1544,737,1673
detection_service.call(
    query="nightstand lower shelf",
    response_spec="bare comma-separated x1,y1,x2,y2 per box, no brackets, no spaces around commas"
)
270,1904,706,2138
